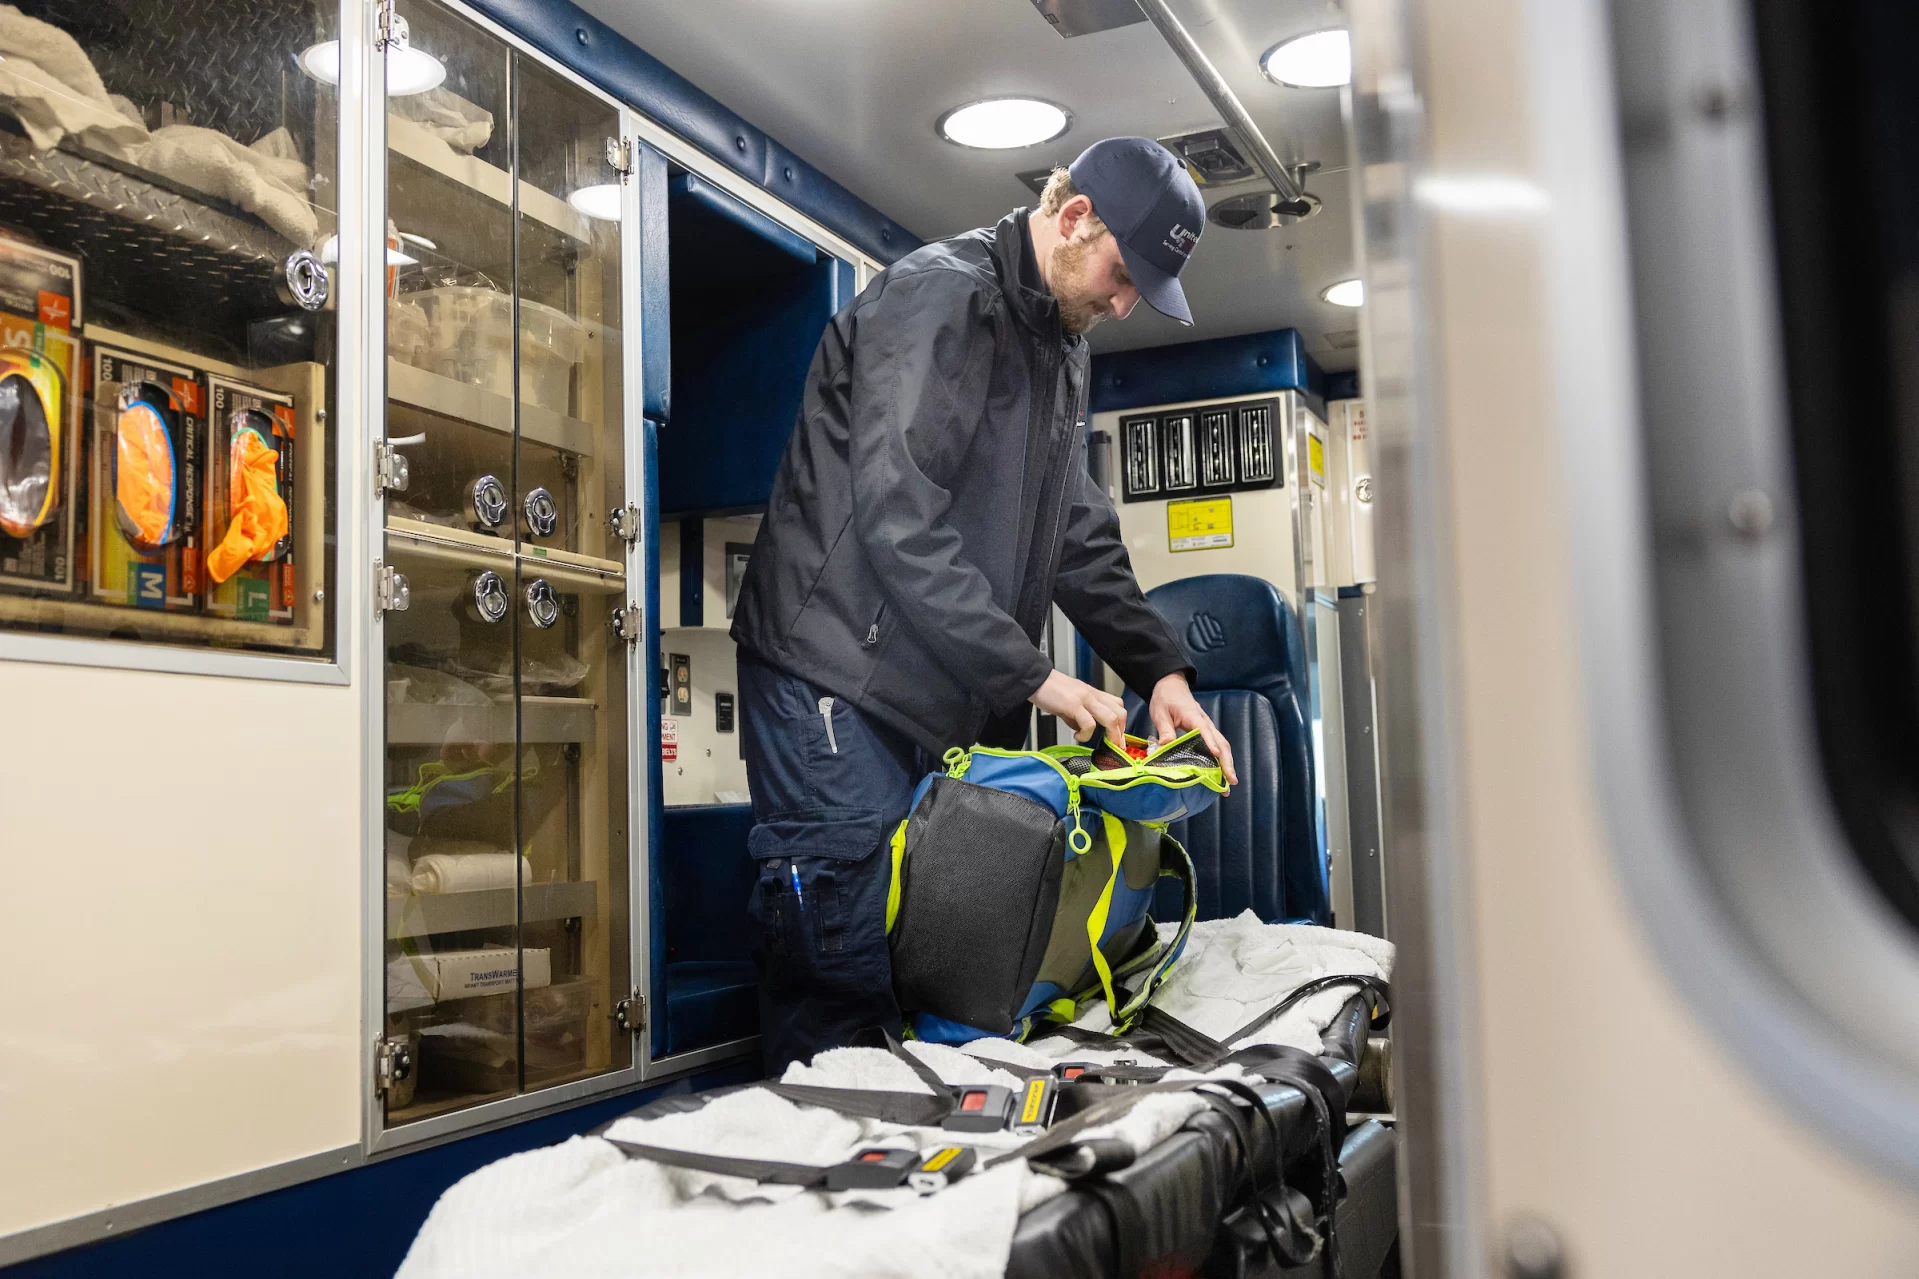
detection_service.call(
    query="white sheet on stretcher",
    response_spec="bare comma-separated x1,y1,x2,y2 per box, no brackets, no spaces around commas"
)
394,915,1394,1279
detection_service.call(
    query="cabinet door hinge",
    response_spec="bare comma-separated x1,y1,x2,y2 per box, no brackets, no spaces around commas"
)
376,561,411,613
608,503,642,544
610,604,642,644
375,1036,414,1096
615,991,647,1033
606,137,634,181
375,440,410,495
374,0,410,52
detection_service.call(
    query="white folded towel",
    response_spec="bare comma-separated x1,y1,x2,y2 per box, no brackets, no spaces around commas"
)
137,124,317,245
411,852,530,895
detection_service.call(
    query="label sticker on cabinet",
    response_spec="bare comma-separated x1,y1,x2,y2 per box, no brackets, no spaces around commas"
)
1308,432,1326,487
661,717,679,761
1168,496,1233,552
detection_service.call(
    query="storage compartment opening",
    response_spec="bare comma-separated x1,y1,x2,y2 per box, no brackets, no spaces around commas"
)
652,170,849,1057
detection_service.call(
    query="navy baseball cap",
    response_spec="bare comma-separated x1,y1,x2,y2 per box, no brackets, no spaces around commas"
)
1068,137,1205,325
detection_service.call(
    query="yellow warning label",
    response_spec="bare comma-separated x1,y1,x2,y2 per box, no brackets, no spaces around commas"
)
1308,433,1326,487
1168,496,1234,552
923,1147,961,1172
1021,1080,1049,1125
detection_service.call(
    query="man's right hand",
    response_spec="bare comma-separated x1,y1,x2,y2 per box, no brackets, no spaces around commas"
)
1030,669,1128,744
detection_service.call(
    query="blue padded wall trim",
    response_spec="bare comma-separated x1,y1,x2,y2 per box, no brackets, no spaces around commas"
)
1325,369,1360,402
1090,328,1326,415
462,0,920,265
638,141,672,422
9,1064,757,1278
661,805,759,964
672,173,818,267
679,516,703,627
644,420,669,1060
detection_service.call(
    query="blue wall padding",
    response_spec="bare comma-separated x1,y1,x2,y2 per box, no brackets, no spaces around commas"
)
1090,329,1326,415
10,1063,757,1279
1325,369,1360,402
464,0,919,265
672,173,819,268
661,804,759,964
638,141,672,422
644,419,669,1060
658,185,836,516
679,516,704,627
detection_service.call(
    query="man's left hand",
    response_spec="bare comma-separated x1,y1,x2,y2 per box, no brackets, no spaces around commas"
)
1148,673,1238,787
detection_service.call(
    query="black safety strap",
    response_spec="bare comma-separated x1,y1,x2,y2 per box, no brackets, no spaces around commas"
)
1192,1078,1321,1270
757,1026,959,1128
605,1139,843,1188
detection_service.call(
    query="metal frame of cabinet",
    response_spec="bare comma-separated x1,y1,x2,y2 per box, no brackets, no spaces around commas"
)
355,0,879,1154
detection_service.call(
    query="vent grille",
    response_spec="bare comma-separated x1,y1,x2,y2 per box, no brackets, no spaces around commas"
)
1162,413,1197,491
1122,416,1160,497
1198,410,1235,486
1238,404,1276,484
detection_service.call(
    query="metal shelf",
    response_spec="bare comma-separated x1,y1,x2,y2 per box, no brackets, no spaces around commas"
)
388,115,590,246
386,879,599,939
388,358,599,458
386,696,599,746
385,517,625,593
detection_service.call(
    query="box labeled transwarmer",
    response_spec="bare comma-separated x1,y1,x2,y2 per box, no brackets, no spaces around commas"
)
204,376,297,624
432,947,551,1001
89,344,204,611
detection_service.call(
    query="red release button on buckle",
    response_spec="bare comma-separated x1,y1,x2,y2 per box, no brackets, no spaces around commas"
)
959,1090,987,1112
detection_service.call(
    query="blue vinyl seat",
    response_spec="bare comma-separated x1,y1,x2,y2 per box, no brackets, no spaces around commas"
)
1126,574,1330,925
658,804,761,1055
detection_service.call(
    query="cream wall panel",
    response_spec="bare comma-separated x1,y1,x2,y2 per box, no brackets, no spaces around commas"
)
1,661,360,1235
1412,0,1919,1266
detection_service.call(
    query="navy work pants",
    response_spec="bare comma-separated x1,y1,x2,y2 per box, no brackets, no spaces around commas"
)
737,649,934,1073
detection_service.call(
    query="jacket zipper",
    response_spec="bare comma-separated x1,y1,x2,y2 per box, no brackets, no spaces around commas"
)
862,601,887,647
818,696,839,753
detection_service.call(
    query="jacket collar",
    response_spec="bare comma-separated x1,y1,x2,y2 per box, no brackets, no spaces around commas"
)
994,208,1062,337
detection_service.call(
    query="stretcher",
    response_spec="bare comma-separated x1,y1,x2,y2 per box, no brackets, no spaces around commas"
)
396,919,1398,1279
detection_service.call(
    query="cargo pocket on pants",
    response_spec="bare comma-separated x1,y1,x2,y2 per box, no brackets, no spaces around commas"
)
748,808,885,960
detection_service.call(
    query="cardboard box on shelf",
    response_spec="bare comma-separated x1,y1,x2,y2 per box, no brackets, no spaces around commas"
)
88,343,204,612
432,947,551,1001
204,376,298,624
0,238,83,596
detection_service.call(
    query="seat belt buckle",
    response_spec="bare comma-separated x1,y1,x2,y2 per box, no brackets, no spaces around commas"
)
1053,1060,1143,1085
942,1084,1018,1132
823,1147,922,1191
907,1145,978,1195
1013,1076,1058,1134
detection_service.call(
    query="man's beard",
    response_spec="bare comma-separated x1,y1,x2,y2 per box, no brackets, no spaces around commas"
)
1050,233,1113,335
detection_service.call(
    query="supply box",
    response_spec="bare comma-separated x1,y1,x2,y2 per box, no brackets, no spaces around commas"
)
204,376,298,626
0,237,82,595
89,342,204,613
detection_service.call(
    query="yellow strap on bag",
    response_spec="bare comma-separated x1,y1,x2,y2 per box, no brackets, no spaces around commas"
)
1083,812,1129,1020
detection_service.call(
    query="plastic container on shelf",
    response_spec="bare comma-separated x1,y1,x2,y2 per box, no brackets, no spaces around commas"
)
410,285,586,415
388,297,430,370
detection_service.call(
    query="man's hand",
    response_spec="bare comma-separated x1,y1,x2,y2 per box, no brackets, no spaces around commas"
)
1148,673,1239,786
1030,669,1128,744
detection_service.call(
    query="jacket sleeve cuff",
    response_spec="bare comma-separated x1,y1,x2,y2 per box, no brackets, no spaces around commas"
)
1113,652,1196,703
984,647,1058,716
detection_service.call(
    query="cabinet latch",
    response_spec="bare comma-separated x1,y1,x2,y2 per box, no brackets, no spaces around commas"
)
610,604,642,644
376,562,411,613
606,137,634,181
375,1036,414,1096
375,440,410,495
608,503,642,544
374,0,410,52
615,991,647,1034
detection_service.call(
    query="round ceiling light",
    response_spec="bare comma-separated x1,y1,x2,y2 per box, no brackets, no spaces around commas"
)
568,184,623,222
937,98,1071,150
1321,278,1364,308
297,40,446,96
1261,30,1351,88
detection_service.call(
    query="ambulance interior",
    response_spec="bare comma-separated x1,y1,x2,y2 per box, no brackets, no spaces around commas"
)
14,0,1919,1272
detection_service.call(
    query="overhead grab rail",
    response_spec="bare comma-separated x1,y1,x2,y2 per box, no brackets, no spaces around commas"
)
1131,0,1316,217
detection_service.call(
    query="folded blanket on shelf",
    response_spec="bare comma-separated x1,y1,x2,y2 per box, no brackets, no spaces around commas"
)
396,918,1395,1279
410,851,531,895
138,125,317,245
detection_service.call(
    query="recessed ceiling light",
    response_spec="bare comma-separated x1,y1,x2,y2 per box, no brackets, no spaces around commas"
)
1321,278,1364,307
568,184,623,222
297,40,446,96
1261,30,1351,88
937,98,1072,150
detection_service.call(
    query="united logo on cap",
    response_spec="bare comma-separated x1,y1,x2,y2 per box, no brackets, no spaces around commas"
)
1164,223,1200,260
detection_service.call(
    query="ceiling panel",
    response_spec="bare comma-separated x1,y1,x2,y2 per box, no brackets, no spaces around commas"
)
577,0,1361,368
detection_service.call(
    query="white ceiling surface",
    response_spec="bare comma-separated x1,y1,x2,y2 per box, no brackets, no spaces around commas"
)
577,0,1359,368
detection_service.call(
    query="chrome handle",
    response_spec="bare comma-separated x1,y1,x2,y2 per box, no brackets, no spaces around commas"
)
279,249,330,311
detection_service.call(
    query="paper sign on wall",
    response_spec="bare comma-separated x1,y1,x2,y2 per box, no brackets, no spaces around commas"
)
661,716,679,761
1168,496,1234,552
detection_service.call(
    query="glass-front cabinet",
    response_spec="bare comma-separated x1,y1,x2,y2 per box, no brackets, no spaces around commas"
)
0,0,340,656
378,0,635,1128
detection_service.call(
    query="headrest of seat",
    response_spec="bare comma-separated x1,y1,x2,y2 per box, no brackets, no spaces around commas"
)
1146,574,1304,695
